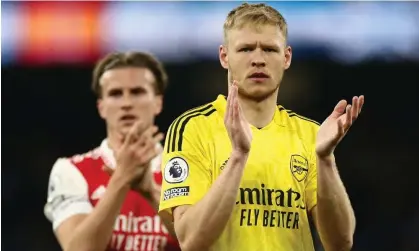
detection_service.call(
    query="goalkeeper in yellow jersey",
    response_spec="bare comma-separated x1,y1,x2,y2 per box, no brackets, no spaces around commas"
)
159,3,364,251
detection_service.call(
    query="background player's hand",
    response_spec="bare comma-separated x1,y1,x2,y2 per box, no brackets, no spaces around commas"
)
104,158,162,198
137,166,163,202
105,120,164,186
224,81,253,155
316,95,365,158
134,147,163,198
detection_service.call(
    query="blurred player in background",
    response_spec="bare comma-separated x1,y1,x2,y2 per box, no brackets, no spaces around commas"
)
159,3,363,251
44,52,180,251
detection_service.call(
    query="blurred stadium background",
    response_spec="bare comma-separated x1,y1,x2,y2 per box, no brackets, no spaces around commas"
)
2,1,419,251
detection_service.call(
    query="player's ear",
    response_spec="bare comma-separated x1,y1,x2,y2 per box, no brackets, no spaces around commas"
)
219,45,228,70
284,45,292,70
97,99,106,119
153,95,163,115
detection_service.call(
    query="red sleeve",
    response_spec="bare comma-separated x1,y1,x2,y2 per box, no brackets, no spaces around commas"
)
152,151,163,185
154,171,163,186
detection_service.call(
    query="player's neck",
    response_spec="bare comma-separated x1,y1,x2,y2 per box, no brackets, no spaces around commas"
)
106,129,123,152
239,94,277,129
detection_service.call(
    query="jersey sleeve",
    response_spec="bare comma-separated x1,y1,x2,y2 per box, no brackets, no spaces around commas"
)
158,117,212,216
305,125,319,212
44,158,93,230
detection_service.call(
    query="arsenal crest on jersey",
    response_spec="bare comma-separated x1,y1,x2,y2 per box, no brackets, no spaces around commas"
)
290,154,309,182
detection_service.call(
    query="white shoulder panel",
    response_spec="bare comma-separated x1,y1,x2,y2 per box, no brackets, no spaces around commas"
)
44,158,93,230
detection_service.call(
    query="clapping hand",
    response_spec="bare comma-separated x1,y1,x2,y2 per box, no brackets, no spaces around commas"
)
224,81,253,155
316,96,365,158
103,120,164,192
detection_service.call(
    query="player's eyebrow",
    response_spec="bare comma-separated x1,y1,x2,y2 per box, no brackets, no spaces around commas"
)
130,86,147,94
107,88,122,96
236,42,257,48
261,43,281,50
237,41,281,48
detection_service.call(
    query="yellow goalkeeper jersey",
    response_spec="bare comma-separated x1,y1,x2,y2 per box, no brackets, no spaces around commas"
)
159,95,320,251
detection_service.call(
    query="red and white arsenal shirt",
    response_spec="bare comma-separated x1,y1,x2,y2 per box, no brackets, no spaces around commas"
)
44,139,180,251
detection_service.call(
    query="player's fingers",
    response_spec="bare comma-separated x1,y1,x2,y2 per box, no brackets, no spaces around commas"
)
358,95,365,113
232,99,238,129
135,121,151,143
337,118,345,137
137,126,158,146
130,120,148,144
121,125,135,148
140,146,159,165
232,84,238,128
228,85,235,126
333,100,347,116
123,120,142,146
135,119,147,135
352,96,359,120
141,132,164,155
225,85,233,124
118,132,125,145
230,83,237,119
345,104,352,129
138,130,162,153
227,84,232,104
234,91,241,125
102,165,114,176
145,126,159,139
131,138,154,164
237,100,246,122
152,132,164,145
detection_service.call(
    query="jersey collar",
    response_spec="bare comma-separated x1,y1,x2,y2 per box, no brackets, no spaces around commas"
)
100,139,117,169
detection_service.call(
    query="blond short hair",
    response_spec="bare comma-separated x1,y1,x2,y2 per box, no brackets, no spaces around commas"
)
223,3,288,42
